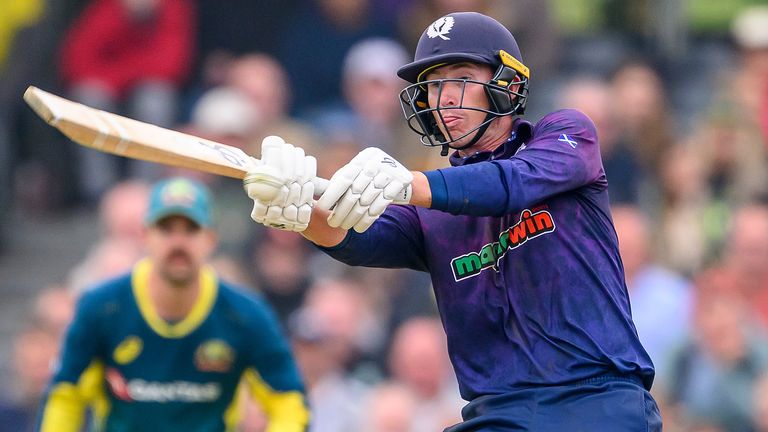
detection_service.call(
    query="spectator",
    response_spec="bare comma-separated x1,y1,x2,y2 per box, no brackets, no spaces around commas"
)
612,205,692,379
0,110,10,249
388,317,464,432
67,180,150,293
313,38,442,171
224,53,317,152
191,0,299,86
0,286,75,431
609,58,676,186
718,204,768,328
762,83,768,144
30,284,75,338
754,373,768,432
654,144,714,276
187,68,318,257
97,179,151,247
0,0,91,213
182,85,268,255
190,86,261,146
59,0,195,202
558,77,643,204
247,229,314,324
276,0,396,115
685,5,768,212
0,320,62,431
666,268,768,432
0,0,43,72
301,277,386,375
289,300,371,432
67,237,144,294
361,382,418,432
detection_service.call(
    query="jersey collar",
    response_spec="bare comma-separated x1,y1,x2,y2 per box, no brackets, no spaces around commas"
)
131,258,218,339
448,118,533,166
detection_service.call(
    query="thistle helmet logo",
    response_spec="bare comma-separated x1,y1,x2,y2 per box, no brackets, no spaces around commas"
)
427,16,454,40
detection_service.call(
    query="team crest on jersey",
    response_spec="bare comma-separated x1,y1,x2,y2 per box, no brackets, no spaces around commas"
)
195,339,235,373
450,208,556,281
427,16,454,40
113,336,143,365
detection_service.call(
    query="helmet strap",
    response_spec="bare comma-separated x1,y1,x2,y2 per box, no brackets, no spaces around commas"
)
448,112,495,151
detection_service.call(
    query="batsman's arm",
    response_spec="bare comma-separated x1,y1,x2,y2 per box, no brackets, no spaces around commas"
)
409,171,432,207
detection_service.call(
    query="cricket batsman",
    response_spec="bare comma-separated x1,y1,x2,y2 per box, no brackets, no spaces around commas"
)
244,12,662,431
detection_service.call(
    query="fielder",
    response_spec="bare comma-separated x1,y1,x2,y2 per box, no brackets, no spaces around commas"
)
38,178,309,432
244,12,662,431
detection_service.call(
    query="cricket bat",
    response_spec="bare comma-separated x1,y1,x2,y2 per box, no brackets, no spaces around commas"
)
22,85,329,198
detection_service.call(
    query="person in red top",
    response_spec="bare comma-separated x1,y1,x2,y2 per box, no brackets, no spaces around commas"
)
761,86,768,145
59,0,195,202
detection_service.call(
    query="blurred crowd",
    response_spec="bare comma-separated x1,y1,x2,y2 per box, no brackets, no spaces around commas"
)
2,0,768,431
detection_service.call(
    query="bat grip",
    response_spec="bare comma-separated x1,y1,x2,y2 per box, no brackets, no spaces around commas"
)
311,177,410,204
312,177,330,196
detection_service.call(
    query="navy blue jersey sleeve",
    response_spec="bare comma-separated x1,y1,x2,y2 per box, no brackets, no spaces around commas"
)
425,109,605,216
318,204,429,271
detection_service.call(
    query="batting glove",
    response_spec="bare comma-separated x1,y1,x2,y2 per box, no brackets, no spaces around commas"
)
317,147,412,233
244,136,316,232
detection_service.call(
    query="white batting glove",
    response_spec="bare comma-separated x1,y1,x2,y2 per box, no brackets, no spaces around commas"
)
317,147,412,233
243,136,316,232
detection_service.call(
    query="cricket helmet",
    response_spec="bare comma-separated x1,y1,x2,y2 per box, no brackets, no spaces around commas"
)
397,12,530,152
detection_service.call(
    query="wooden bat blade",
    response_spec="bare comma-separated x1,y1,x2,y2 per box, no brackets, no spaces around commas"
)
23,86,255,179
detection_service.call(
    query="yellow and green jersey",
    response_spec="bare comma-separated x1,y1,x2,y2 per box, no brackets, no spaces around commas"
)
38,259,309,432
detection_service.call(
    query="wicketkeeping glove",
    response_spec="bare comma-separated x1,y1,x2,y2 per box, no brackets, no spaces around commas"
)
244,136,316,232
317,147,412,233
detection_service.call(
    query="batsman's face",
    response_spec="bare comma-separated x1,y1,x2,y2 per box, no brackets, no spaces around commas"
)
425,62,494,148
144,216,216,286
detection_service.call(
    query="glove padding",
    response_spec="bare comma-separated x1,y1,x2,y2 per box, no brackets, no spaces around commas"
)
244,136,316,232
317,147,412,233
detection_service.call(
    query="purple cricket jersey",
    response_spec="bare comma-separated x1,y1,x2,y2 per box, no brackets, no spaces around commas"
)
319,109,655,401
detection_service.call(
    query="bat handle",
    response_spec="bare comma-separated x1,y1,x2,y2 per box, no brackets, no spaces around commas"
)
312,177,330,196
249,175,408,204
251,154,405,203
311,176,410,204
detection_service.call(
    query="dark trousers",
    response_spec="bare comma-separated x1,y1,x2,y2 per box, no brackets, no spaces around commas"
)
444,375,662,432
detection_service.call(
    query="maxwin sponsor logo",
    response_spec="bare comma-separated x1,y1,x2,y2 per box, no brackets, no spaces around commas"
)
450,209,556,281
